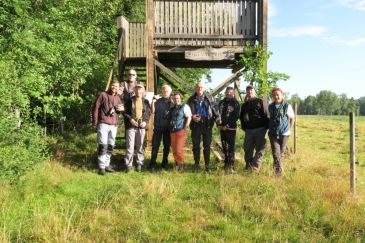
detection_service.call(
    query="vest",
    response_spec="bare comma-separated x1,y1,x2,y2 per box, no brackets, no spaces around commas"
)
170,104,186,132
268,102,290,137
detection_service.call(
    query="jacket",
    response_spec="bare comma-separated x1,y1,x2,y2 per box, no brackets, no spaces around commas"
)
92,91,122,127
124,96,151,130
187,92,219,129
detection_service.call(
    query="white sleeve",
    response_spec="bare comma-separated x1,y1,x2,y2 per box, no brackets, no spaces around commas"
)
184,104,192,117
287,104,295,119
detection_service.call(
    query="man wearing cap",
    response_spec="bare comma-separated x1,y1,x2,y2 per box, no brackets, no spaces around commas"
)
123,82,151,172
239,85,269,171
92,80,124,175
217,87,241,174
187,82,220,172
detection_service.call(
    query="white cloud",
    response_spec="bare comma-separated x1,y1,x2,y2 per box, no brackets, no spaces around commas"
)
322,0,365,11
270,26,327,38
322,35,365,46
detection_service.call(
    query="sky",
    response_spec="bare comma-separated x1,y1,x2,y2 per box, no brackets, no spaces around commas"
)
206,0,365,99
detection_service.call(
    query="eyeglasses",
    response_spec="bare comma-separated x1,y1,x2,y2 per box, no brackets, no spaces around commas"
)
128,74,136,76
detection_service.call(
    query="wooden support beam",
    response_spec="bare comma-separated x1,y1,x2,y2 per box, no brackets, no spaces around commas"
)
234,79,242,102
159,73,186,95
146,0,154,147
211,68,244,97
154,59,194,92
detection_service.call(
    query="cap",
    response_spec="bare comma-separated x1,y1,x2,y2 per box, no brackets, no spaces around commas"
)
246,85,254,90
135,82,144,89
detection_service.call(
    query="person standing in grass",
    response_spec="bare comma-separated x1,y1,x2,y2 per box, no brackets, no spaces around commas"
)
268,87,295,176
149,84,173,171
187,82,220,172
124,83,151,172
240,85,269,172
92,80,124,175
169,93,192,172
217,87,241,174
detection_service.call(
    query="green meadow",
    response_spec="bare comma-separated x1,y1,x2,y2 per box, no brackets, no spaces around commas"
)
1,116,364,242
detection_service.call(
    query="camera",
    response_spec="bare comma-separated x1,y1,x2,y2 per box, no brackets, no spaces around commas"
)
137,118,143,128
108,106,116,116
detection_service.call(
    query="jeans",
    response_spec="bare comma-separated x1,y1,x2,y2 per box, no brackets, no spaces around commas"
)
269,134,290,171
220,129,236,166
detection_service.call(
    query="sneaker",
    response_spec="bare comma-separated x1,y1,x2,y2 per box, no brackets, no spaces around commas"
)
105,166,115,173
136,164,142,172
98,168,106,176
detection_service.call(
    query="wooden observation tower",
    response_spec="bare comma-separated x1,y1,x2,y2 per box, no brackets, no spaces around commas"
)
116,0,268,95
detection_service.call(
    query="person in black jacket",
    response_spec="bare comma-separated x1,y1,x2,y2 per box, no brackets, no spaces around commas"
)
187,82,220,172
239,85,269,171
217,87,240,174
124,83,151,172
149,84,173,171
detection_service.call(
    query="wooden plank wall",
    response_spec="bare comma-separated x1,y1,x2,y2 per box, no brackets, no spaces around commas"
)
128,22,146,57
153,0,258,47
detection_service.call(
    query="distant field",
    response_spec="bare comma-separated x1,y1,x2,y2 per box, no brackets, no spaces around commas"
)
1,116,364,242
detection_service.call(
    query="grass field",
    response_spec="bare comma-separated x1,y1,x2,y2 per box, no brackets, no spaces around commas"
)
1,116,365,242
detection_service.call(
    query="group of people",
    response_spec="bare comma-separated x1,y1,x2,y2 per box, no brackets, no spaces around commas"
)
92,69,295,176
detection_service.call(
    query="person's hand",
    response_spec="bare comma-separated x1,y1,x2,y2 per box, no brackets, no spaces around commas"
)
140,121,147,128
221,125,228,131
130,118,138,127
92,124,97,130
192,114,201,122
116,104,124,112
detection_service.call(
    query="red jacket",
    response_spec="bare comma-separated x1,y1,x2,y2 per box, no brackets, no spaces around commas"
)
92,91,122,127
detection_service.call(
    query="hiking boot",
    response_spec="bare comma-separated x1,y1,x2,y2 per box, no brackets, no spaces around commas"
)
193,164,200,172
125,166,133,173
205,166,212,173
98,168,106,176
178,164,184,173
105,166,115,173
136,164,142,172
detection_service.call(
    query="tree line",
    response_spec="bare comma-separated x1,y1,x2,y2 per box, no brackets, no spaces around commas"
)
287,90,365,115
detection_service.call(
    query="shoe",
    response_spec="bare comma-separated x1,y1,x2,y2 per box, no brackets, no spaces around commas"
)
98,168,106,176
105,166,115,173
229,165,236,174
205,166,211,173
149,164,157,172
125,166,133,173
193,164,200,172
136,164,142,172
178,164,184,173
274,167,282,177
161,162,169,170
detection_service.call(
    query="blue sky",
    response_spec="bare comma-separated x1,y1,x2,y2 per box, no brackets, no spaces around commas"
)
207,0,365,99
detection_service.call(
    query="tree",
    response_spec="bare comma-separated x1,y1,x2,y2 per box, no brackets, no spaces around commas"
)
237,43,290,97
316,90,339,115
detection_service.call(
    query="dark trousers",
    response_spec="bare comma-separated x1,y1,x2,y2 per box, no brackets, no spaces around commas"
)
220,129,236,166
244,127,267,169
269,134,290,171
191,124,212,167
150,128,171,167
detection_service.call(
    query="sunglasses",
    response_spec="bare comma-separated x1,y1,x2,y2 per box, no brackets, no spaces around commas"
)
128,74,136,76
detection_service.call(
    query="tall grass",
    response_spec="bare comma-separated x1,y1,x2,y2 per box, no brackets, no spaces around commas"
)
1,116,364,242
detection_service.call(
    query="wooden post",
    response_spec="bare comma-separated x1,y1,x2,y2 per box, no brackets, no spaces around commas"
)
349,112,356,194
294,103,298,154
146,0,155,147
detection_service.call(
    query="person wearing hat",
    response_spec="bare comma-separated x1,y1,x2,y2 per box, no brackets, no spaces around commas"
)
239,85,269,172
268,87,295,176
123,82,151,172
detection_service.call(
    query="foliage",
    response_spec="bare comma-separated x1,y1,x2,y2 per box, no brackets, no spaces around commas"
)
237,43,290,97
287,90,361,115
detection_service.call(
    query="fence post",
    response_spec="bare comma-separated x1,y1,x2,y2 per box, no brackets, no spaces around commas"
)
294,103,297,154
349,112,356,194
